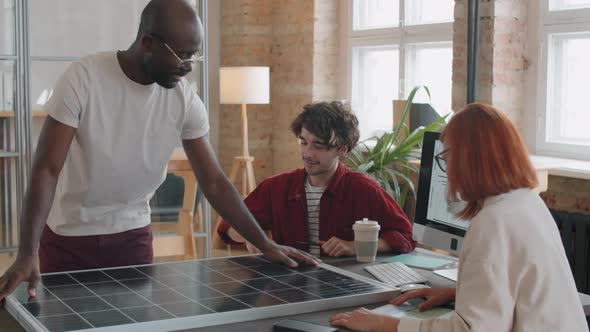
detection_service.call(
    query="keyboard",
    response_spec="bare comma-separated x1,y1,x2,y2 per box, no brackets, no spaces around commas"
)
365,262,428,287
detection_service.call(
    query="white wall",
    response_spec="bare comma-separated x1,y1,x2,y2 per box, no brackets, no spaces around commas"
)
1,0,15,111
522,0,541,153
207,0,221,153
27,0,220,155
28,0,150,152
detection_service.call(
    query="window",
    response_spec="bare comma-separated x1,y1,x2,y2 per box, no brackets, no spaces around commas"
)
405,43,453,113
346,0,454,139
550,0,590,11
353,0,399,30
352,46,400,138
405,0,455,26
538,1,590,158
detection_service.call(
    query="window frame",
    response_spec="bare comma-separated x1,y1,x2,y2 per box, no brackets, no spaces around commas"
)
343,0,453,138
536,1,590,160
545,0,590,18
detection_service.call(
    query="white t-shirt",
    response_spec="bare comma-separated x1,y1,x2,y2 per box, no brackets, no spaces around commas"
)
45,51,209,236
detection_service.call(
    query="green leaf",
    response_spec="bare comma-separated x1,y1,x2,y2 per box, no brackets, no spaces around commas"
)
353,85,447,209
422,114,449,133
391,86,431,146
350,147,365,165
376,132,395,167
384,168,401,203
397,162,419,174
401,124,409,144
357,160,375,173
342,155,359,169
383,167,413,202
372,134,387,156
400,186,408,209
392,169,416,199
383,174,397,202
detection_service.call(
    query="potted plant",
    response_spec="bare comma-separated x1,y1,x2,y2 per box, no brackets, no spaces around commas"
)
343,86,448,209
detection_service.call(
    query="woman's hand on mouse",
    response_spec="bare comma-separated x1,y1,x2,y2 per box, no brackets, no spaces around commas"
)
390,287,456,312
330,307,400,332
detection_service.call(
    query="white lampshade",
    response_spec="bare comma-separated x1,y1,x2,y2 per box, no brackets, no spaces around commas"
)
220,66,270,104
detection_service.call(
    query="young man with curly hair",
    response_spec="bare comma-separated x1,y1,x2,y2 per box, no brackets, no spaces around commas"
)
218,101,416,257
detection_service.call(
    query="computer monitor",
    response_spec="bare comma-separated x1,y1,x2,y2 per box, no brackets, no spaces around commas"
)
409,103,441,132
413,131,469,255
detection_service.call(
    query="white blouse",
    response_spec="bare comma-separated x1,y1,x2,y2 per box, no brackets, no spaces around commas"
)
399,189,587,332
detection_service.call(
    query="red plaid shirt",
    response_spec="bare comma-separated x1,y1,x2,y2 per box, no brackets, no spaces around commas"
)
217,162,416,255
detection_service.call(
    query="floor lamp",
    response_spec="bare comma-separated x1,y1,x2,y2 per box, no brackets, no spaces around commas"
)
219,66,270,197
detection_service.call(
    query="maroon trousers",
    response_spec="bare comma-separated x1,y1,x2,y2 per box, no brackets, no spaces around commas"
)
39,225,153,273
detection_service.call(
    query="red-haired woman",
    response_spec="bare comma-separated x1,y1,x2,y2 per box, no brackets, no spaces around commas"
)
330,103,587,332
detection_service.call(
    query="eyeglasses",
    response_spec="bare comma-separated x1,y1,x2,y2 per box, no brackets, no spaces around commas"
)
150,33,203,66
434,149,448,173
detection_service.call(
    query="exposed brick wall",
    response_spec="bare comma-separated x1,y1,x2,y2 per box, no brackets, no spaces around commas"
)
312,0,341,103
220,0,342,183
452,0,494,111
220,0,274,185
490,0,528,128
220,1,590,219
541,176,590,215
451,0,590,215
269,0,315,173
451,1,468,111
452,0,528,129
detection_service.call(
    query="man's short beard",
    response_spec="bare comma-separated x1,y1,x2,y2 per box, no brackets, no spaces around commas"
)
142,58,176,89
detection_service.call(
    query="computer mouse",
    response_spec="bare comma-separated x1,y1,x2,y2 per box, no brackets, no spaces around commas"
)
399,283,431,293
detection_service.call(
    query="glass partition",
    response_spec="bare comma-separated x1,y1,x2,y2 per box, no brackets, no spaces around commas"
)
0,0,16,55
0,0,19,252
30,0,147,57
0,0,210,256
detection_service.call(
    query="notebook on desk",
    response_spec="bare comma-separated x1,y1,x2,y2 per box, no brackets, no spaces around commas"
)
433,268,458,282
372,298,453,320
383,254,455,270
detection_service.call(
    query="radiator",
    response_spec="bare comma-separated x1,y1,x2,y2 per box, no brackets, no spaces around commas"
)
550,209,590,294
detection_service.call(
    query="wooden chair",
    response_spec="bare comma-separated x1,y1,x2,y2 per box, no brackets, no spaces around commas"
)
152,150,199,261
211,155,258,255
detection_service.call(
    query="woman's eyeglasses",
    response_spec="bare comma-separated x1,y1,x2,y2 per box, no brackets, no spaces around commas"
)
434,149,448,173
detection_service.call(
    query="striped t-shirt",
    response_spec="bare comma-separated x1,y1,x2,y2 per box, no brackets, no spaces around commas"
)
305,178,325,256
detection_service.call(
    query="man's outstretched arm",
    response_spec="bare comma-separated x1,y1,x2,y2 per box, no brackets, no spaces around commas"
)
182,136,319,266
0,117,76,301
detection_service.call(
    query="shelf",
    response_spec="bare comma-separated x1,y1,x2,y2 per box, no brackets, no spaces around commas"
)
0,247,18,253
0,110,47,118
0,150,19,158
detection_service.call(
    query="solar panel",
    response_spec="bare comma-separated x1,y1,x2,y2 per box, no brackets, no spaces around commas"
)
6,255,399,332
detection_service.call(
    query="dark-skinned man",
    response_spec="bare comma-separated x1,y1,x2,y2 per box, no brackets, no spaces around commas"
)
0,0,318,302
